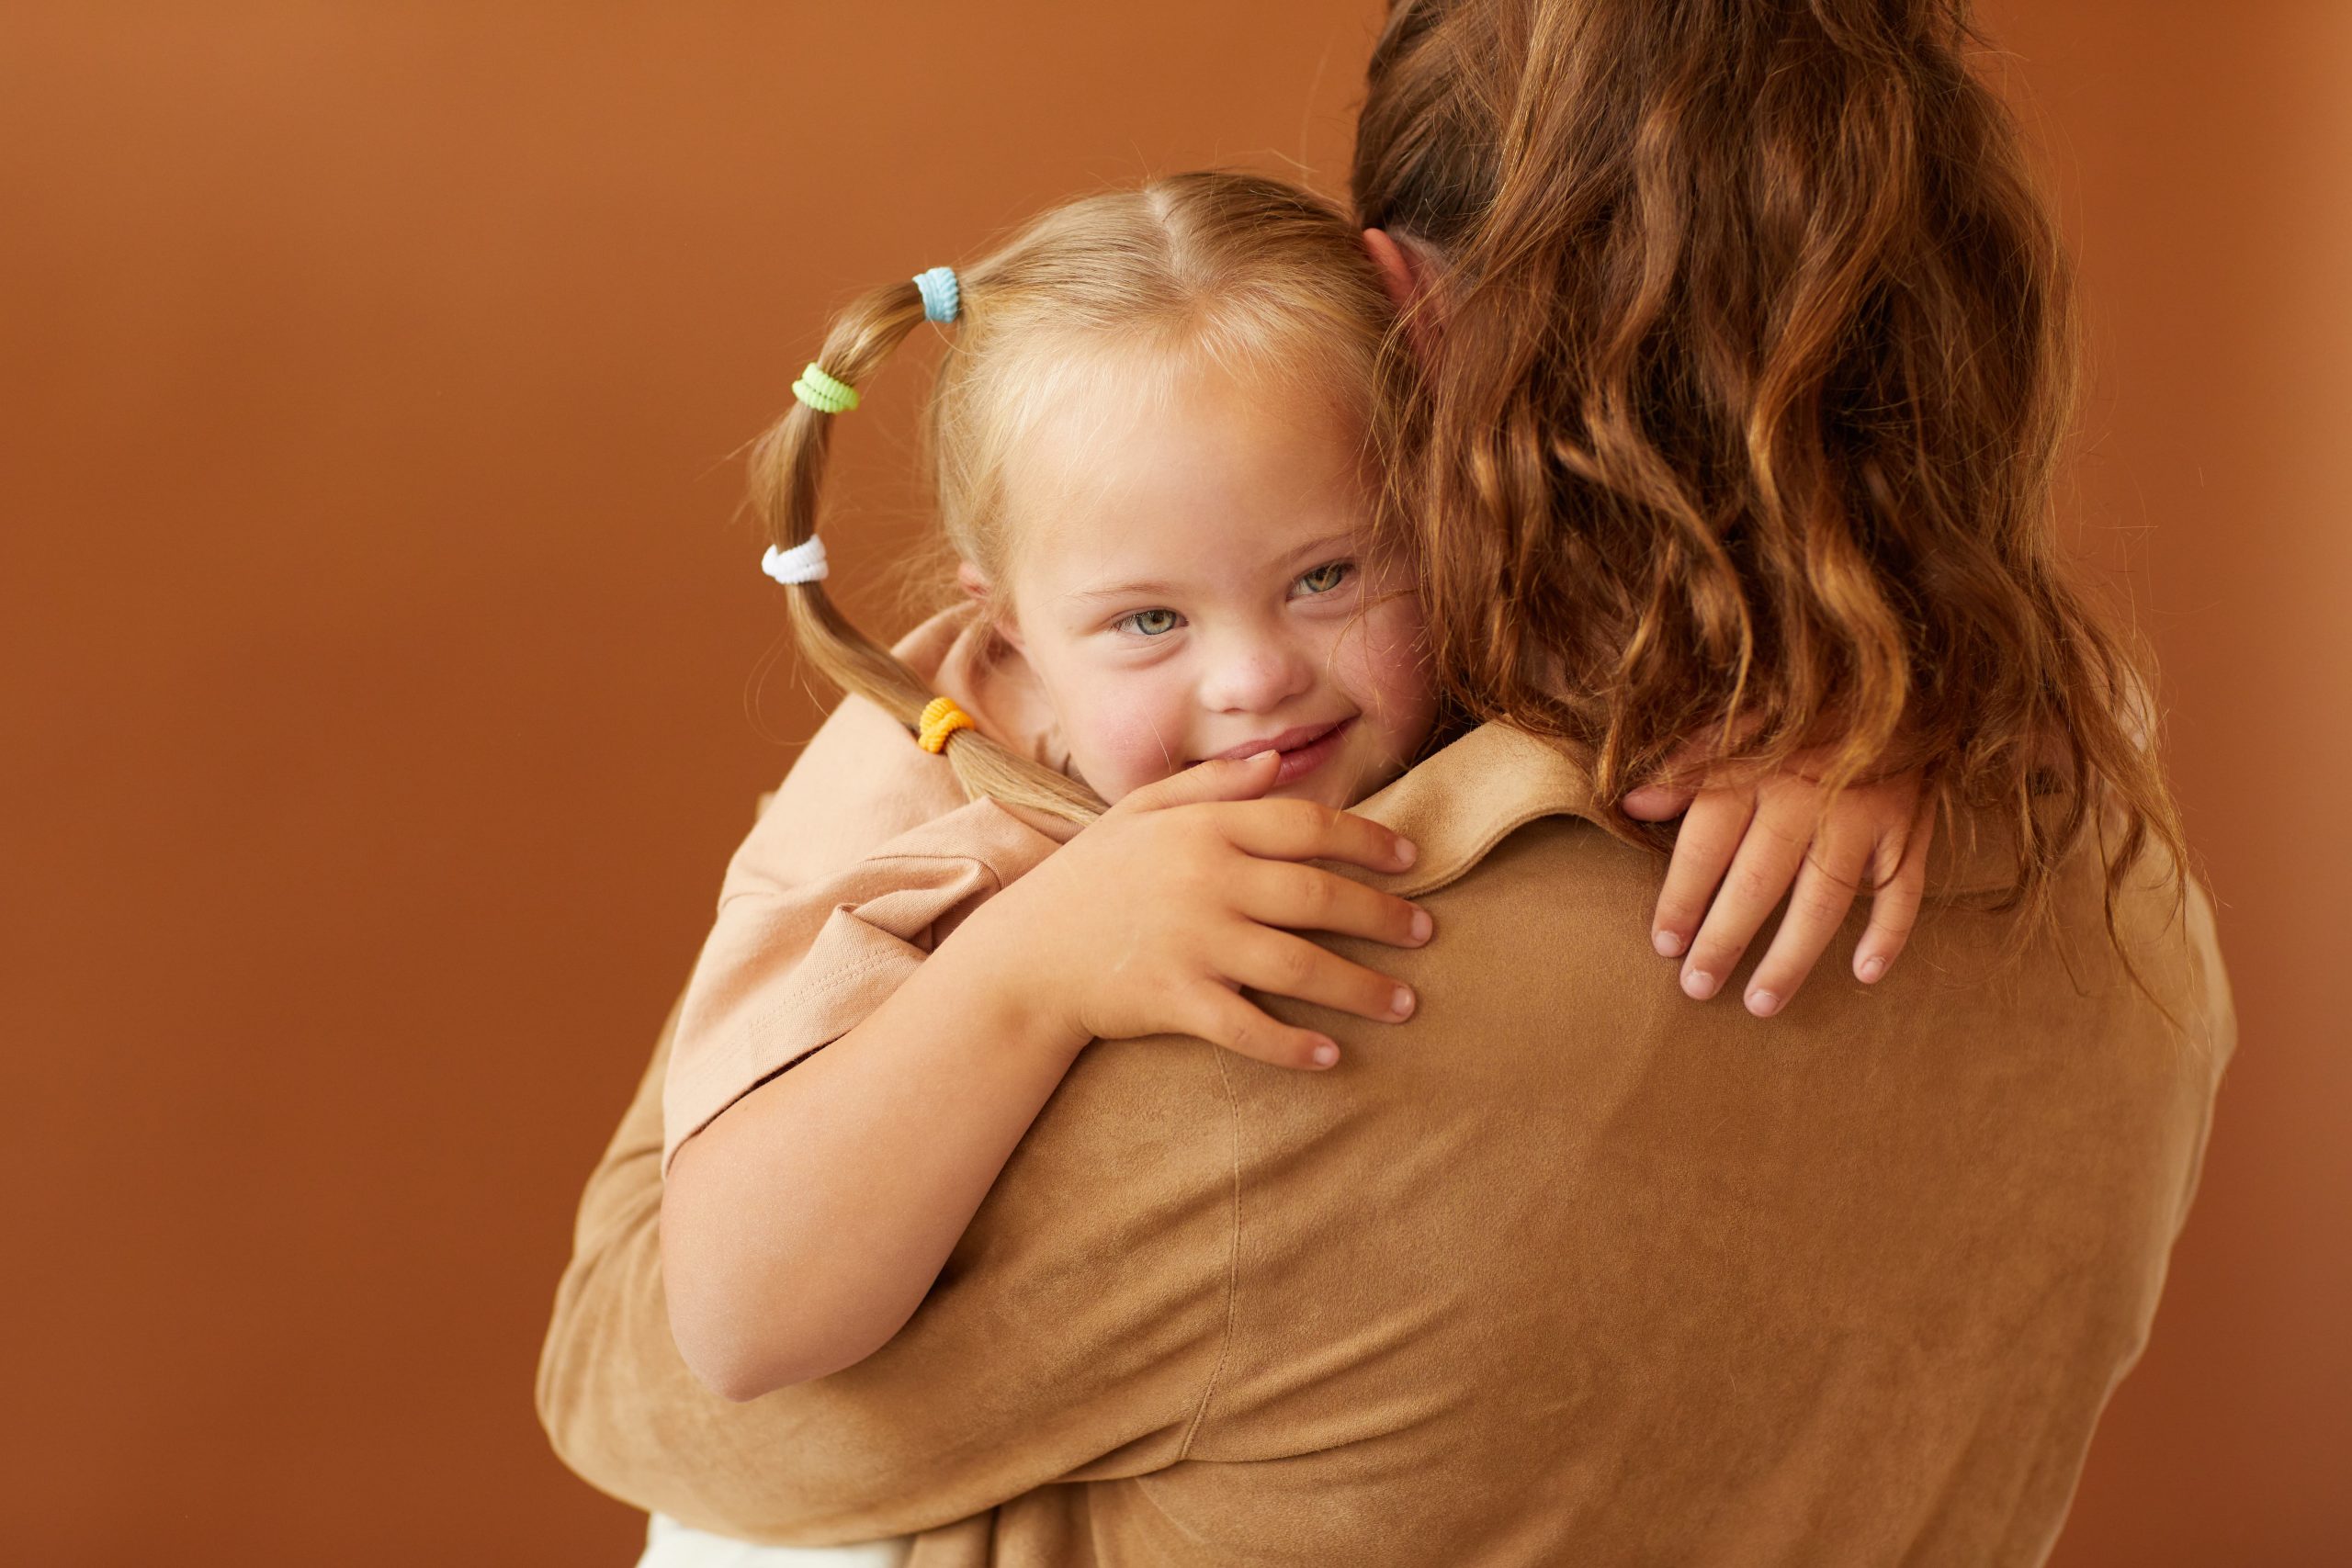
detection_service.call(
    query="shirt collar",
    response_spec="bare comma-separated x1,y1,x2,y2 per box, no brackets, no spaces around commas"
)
1349,724,1601,899
1355,722,2048,903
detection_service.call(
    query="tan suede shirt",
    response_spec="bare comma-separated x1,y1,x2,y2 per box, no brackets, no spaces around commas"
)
539,617,2233,1567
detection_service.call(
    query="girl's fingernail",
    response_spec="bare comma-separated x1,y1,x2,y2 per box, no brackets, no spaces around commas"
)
1747,987,1782,1018
1682,968,1716,1000
1391,987,1415,1019
1654,929,1686,958
1311,1041,1340,1066
1858,954,1888,983
1393,837,1419,868
1409,908,1433,942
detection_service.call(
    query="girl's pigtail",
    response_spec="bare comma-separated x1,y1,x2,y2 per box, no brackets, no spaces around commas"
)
746,279,1104,825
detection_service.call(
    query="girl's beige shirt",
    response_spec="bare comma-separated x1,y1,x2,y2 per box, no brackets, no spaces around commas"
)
546,619,2234,1568
660,605,1080,1177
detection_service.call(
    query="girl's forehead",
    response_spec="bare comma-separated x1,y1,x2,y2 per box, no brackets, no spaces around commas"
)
1002,359,1374,594
1018,344,1365,480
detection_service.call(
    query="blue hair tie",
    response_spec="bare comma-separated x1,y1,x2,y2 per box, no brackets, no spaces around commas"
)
913,265,960,325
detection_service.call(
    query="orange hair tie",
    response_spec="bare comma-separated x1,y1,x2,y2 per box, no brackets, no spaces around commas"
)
917,696,975,754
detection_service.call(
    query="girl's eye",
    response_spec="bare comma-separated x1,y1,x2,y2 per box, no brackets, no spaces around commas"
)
1117,607,1182,637
1294,561,1354,596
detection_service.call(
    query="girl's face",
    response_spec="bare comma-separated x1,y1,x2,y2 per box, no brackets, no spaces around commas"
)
988,354,1435,810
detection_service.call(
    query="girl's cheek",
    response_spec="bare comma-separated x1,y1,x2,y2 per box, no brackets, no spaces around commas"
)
1339,598,1436,729
1066,684,1195,798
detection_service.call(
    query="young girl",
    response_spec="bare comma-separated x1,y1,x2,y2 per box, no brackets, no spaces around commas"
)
647,171,1918,1565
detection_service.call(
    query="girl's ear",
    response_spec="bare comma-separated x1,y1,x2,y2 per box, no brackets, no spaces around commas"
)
958,560,1023,651
1362,228,1441,359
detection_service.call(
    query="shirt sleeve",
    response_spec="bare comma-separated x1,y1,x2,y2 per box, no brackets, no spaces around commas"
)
659,656,1081,1174
661,797,1052,1175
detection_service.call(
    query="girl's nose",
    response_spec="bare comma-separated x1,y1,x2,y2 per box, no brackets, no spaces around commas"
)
1200,631,1317,714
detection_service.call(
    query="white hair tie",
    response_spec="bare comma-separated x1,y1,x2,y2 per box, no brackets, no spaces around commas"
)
761,537,829,585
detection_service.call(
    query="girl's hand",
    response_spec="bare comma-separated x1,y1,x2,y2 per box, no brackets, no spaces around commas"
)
1623,759,1934,1017
967,749,1431,1072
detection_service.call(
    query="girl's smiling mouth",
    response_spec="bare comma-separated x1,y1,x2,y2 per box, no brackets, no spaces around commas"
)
1202,717,1354,784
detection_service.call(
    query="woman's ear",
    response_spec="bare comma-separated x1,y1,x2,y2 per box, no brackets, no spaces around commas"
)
957,560,1023,651
1362,227,1441,359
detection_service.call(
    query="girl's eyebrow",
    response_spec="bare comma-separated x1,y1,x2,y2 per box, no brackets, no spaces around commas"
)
1066,531,1363,604
1069,581,1177,604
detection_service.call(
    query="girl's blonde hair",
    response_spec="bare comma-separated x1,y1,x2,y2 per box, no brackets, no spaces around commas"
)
748,170,1406,823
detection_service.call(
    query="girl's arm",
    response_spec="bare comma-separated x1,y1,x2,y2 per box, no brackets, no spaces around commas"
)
661,750,1430,1402
662,912,1080,1398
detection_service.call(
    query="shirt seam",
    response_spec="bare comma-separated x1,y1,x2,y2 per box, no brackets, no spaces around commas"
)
714,848,1016,914
1176,1043,1244,1461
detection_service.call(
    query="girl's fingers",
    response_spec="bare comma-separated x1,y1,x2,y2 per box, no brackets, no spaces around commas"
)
1237,860,1432,949
1621,781,1698,822
1679,797,1813,1000
1227,931,1417,1025
1122,750,1284,811
1176,979,1344,1072
1651,790,1755,959
1854,800,1934,983
1741,831,1874,1016
1210,797,1418,874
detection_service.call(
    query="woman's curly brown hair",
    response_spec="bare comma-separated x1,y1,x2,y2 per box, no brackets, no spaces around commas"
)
1353,0,2187,937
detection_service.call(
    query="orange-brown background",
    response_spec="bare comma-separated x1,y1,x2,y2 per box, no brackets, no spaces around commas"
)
3,5,2343,1563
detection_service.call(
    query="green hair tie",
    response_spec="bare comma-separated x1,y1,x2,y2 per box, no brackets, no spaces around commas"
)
791,363,860,415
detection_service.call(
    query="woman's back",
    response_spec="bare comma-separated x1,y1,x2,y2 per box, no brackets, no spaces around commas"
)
1101,740,2227,1565
542,723,2232,1566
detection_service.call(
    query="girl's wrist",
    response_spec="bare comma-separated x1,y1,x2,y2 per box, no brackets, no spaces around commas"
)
930,896,1092,1070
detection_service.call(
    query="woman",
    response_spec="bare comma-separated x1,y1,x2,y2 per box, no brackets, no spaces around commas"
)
539,4,2230,1563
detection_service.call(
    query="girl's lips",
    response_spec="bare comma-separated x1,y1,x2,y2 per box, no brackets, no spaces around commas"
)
1267,717,1353,786
1207,718,1347,761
